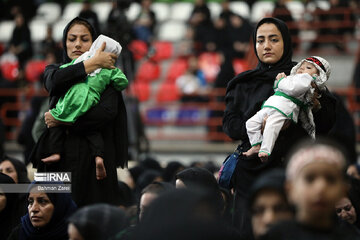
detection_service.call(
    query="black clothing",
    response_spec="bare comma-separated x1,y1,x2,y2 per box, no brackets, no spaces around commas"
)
9,20,33,69
68,203,129,240
29,17,128,207
222,17,336,233
261,219,360,240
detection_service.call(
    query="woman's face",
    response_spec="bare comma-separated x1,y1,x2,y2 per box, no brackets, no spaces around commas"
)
28,192,55,228
335,197,357,224
0,192,6,212
66,24,92,60
0,160,18,183
256,23,284,65
68,223,84,240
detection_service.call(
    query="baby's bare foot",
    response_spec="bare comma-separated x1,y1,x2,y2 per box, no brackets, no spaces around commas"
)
41,153,60,163
96,156,107,180
243,145,261,157
258,152,269,162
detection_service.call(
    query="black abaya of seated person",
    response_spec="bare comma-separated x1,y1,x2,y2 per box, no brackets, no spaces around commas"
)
0,173,19,240
29,17,128,207
260,218,360,240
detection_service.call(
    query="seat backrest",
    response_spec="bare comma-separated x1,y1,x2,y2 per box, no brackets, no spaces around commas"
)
126,2,141,21
229,1,250,20
93,2,112,24
250,1,274,23
34,2,62,23
53,20,70,42
151,2,171,22
157,21,187,42
29,20,48,42
62,2,83,21
208,2,221,19
169,2,193,21
285,1,305,21
0,21,15,43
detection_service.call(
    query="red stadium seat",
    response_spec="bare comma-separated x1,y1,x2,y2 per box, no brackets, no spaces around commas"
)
149,41,173,61
25,60,47,83
128,40,148,61
0,61,19,82
198,52,221,83
232,58,251,75
135,60,161,83
165,57,188,83
156,82,180,102
130,81,150,102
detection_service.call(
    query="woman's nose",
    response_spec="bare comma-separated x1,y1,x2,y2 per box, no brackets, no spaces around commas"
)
264,40,271,49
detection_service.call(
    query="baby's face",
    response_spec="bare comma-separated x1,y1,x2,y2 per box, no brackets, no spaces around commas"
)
296,61,319,76
288,161,345,221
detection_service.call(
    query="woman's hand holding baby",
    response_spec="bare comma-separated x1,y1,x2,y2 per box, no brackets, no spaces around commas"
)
84,42,117,74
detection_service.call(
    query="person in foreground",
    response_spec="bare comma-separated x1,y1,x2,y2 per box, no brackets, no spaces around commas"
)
7,181,77,240
261,138,360,239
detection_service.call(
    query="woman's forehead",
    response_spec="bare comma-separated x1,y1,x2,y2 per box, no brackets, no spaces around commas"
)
256,23,281,38
67,24,91,36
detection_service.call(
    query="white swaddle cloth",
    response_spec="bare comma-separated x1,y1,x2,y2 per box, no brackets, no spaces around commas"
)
74,34,122,76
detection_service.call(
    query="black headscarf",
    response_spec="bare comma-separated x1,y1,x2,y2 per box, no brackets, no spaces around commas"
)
0,173,18,240
19,181,77,240
68,203,129,240
61,17,97,64
133,188,239,240
0,155,30,183
227,17,296,92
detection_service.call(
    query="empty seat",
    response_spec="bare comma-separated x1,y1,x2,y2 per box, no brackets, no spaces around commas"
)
126,2,141,21
135,60,161,83
25,60,47,83
229,1,250,20
157,21,187,42
151,2,171,22
169,2,193,21
29,20,48,42
130,81,150,102
232,58,250,75
0,61,19,82
285,1,305,21
34,2,61,23
62,2,83,21
198,52,221,83
128,40,148,60
208,2,221,19
93,2,112,24
156,82,180,102
251,1,274,23
165,57,188,83
53,20,69,42
0,21,15,43
150,41,173,61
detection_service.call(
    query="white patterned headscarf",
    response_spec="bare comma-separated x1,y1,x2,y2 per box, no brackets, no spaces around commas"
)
286,142,346,180
290,56,331,91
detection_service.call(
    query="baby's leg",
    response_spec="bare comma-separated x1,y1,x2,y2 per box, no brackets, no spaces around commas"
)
41,154,61,163
259,111,287,162
243,110,267,157
95,156,107,180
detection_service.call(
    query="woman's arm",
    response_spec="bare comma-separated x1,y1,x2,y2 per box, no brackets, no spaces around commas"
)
44,63,87,97
71,86,119,133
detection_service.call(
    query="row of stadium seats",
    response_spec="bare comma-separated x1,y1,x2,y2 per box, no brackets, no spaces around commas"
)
0,0,331,43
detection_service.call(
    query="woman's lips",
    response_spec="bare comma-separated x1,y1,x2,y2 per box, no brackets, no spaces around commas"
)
73,51,83,55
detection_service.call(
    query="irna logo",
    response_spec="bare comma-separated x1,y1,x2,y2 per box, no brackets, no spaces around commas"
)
34,172,71,182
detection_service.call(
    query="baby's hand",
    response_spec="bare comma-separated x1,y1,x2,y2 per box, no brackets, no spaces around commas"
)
276,72,286,80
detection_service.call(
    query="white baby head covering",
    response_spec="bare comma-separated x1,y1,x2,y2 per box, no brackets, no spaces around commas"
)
290,56,331,91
